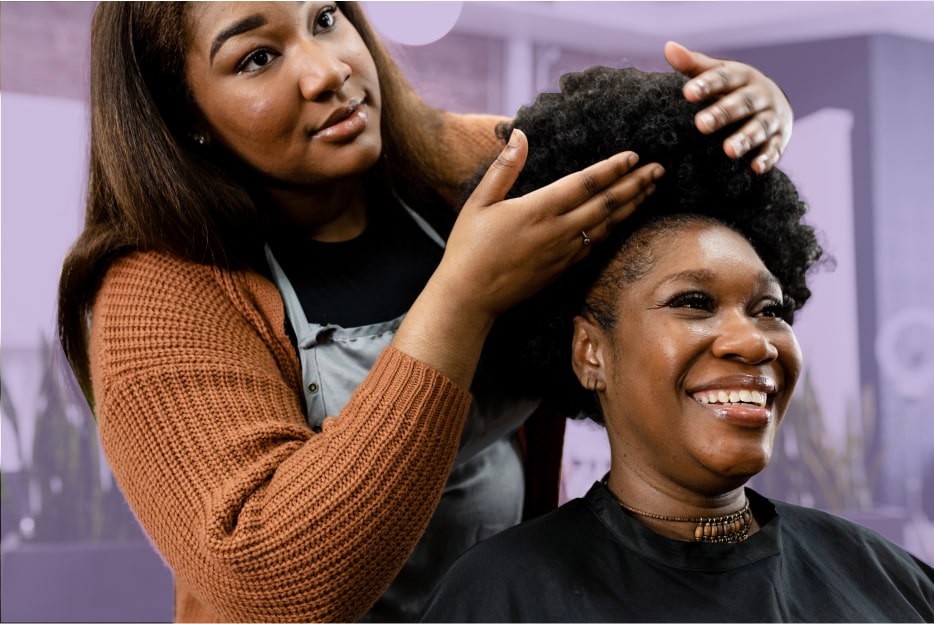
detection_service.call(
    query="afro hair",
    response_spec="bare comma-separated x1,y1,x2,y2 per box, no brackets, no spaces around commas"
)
470,66,825,423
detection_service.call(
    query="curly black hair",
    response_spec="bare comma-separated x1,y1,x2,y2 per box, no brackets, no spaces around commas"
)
470,66,825,423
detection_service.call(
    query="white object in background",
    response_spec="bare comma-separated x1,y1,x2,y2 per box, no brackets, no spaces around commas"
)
875,306,934,524
361,2,462,46
875,307,934,400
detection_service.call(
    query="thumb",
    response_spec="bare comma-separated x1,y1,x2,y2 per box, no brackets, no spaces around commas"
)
468,129,528,208
664,40,715,77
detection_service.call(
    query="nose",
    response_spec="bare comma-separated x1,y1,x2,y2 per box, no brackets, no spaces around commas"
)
711,310,779,365
295,41,350,102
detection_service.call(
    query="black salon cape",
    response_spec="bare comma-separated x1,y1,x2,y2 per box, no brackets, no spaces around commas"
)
420,483,934,622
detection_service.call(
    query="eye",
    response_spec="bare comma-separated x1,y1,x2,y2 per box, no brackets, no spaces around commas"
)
665,291,715,312
238,49,279,73
757,297,794,321
313,5,338,33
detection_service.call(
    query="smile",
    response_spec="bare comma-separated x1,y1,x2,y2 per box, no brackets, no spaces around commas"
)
693,389,768,408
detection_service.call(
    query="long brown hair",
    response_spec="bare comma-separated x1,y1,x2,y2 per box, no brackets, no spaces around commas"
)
57,2,447,400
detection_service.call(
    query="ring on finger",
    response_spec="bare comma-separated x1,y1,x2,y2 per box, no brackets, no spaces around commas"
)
581,231,592,247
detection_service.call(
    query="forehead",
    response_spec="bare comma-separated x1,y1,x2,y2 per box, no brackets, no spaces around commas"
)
185,2,304,42
188,1,302,22
634,221,769,283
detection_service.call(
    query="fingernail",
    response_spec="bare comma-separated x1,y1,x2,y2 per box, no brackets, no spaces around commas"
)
645,184,657,197
691,79,707,98
698,112,715,131
754,154,770,171
507,129,519,149
652,166,665,180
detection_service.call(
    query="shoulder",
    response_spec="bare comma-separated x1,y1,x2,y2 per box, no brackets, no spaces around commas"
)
439,112,508,151
95,250,282,329
473,496,597,560
771,498,895,548
771,497,934,585
420,498,598,622
91,251,297,391
93,252,226,341
98,250,276,307
772,498,896,543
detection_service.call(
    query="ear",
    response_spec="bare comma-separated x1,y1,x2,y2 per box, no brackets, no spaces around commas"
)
571,314,607,393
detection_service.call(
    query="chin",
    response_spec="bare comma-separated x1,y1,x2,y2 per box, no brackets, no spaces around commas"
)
704,444,773,488
339,140,382,177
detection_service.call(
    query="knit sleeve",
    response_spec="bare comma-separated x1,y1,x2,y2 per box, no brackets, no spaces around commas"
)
90,252,472,623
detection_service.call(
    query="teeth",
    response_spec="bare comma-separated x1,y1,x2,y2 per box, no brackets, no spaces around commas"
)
695,389,767,408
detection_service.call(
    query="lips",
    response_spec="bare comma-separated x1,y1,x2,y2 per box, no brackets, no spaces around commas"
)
688,375,778,426
319,99,362,129
312,99,367,141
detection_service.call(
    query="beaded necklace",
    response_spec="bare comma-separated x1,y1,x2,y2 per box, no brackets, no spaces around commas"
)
601,475,752,543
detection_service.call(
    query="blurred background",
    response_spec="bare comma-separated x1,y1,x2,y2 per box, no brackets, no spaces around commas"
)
2,2,933,621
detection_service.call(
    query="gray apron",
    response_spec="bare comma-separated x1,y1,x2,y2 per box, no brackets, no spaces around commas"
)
265,204,538,622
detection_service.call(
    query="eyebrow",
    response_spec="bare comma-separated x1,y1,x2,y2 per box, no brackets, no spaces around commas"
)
210,14,268,64
655,268,781,291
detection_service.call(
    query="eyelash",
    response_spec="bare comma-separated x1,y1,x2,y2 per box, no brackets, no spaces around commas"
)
238,49,278,74
665,291,790,319
666,291,714,312
760,299,790,319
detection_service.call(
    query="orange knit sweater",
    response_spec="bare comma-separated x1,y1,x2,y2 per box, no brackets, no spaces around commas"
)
88,113,548,623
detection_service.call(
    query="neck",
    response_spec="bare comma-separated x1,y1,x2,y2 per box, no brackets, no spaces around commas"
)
265,177,370,242
603,472,755,543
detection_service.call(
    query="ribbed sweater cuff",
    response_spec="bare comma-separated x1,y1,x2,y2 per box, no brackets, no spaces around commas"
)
365,346,472,434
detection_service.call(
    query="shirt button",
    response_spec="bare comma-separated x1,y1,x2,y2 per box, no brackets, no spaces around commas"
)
307,382,319,394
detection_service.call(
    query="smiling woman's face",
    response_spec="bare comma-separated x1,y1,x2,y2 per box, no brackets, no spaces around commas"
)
575,219,803,496
184,2,382,186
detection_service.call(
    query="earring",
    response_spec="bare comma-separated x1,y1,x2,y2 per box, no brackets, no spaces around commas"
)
194,134,207,145
588,376,604,393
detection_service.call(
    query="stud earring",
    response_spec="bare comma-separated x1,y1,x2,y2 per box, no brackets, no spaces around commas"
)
194,134,207,145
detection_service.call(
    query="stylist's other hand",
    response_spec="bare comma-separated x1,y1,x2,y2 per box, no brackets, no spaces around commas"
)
442,129,662,320
393,129,662,388
665,40,792,174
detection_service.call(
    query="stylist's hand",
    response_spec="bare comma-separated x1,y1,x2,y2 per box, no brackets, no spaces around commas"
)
394,129,663,387
445,129,661,318
665,41,792,174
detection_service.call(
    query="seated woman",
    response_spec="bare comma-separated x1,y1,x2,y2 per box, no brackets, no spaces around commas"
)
422,67,934,622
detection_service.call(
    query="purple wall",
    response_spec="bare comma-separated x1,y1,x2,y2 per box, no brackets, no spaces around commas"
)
2,3,932,621
723,35,934,515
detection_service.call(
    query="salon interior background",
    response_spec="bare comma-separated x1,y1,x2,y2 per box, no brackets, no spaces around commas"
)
2,2,933,621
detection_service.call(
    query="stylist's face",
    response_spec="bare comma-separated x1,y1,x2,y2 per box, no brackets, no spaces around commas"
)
184,2,381,185
592,222,801,495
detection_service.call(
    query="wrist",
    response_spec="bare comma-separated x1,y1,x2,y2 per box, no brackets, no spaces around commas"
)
392,275,496,389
